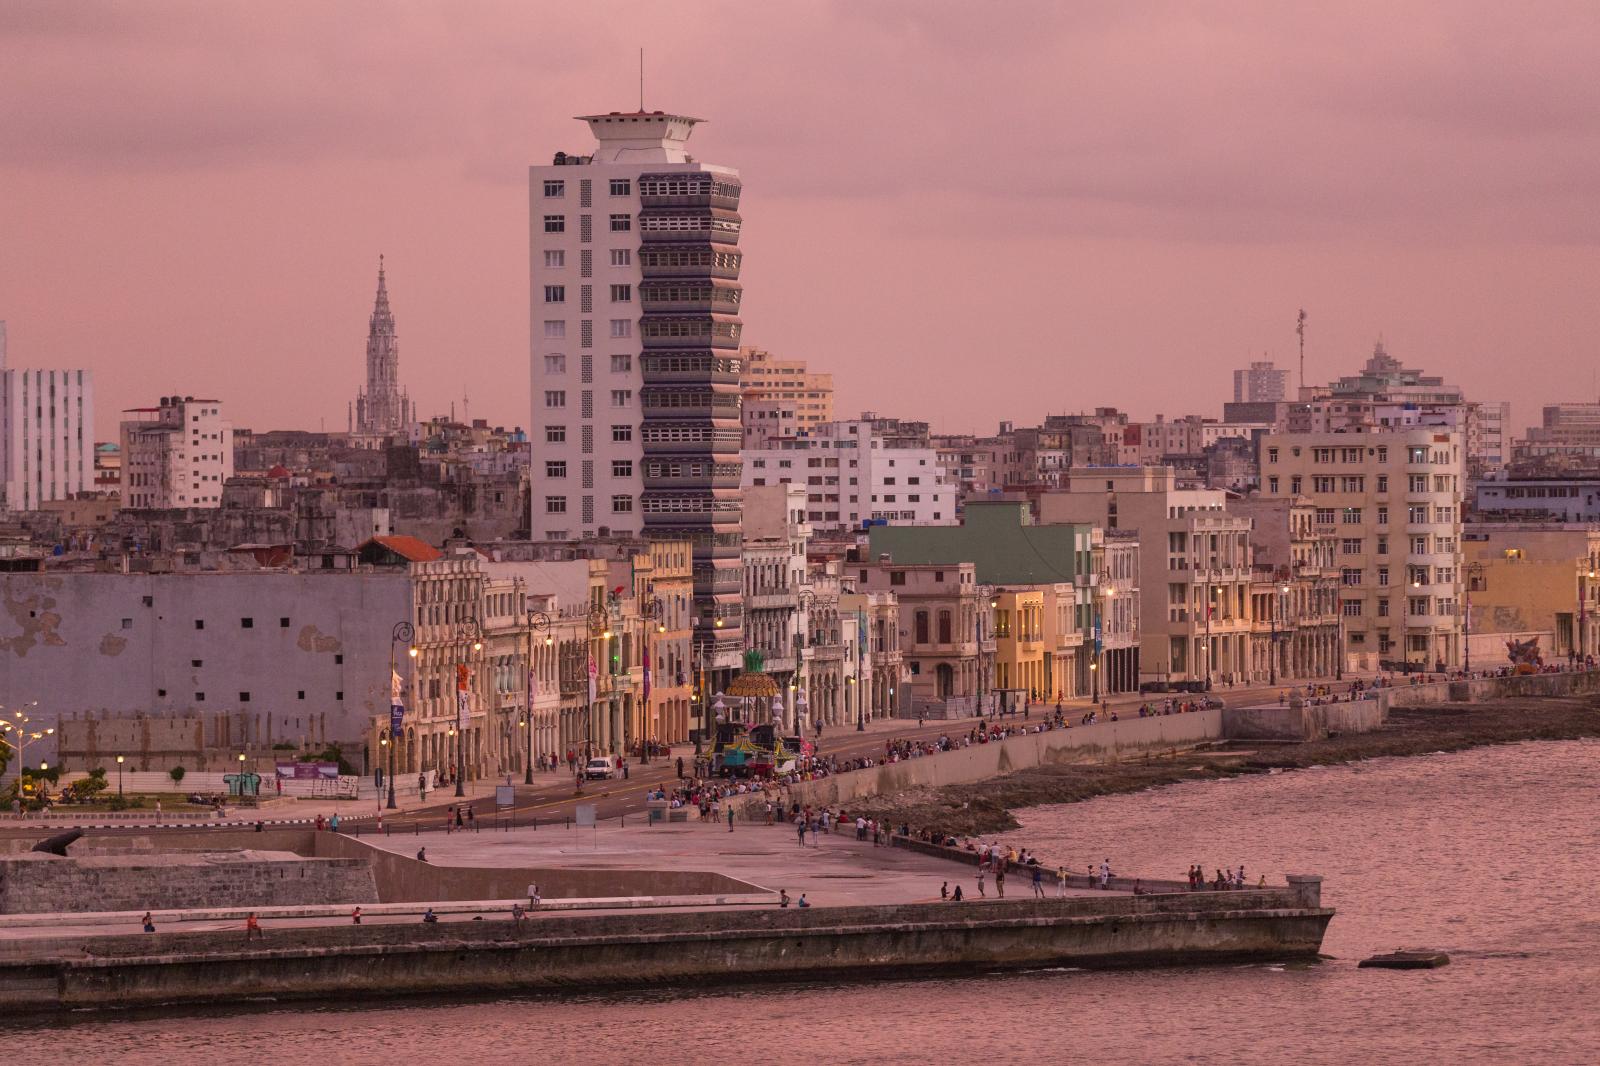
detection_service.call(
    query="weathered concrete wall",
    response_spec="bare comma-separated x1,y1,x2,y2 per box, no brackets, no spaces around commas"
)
0,571,411,772
758,711,1223,809
47,828,759,902
0,852,377,914
1222,705,1317,742
0,891,1332,1011
309,831,759,902
1379,668,1600,714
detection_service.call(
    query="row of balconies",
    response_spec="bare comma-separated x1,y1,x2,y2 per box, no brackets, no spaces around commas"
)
640,313,742,350
639,351,743,384
639,282,742,315
638,209,742,245
637,244,743,280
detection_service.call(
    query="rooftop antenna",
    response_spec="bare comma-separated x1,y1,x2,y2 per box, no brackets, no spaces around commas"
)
639,47,645,111
1295,309,1307,394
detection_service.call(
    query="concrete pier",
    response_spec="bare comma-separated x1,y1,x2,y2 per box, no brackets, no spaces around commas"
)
0,890,1333,1011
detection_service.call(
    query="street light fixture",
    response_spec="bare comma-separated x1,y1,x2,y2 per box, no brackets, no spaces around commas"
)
386,620,415,810
525,610,551,783
454,618,483,798
116,754,125,797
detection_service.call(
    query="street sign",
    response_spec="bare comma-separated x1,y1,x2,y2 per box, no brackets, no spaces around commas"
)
575,803,597,827
495,785,515,810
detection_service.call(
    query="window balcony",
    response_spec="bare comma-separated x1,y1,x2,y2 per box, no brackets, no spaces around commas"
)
637,244,743,280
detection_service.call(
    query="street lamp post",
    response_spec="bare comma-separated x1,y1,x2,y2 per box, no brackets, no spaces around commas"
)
387,621,415,810
116,754,125,797
0,706,54,787
639,597,664,764
525,610,551,784
455,619,483,798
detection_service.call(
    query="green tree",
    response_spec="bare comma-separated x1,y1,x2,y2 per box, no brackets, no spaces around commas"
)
169,765,186,785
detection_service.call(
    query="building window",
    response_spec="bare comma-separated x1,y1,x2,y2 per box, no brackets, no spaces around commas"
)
611,494,634,513
546,461,567,478
938,610,952,643
545,496,568,514
609,179,631,196
543,320,566,339
544,354,566,373
612,425,633,442
241,617,253,628
610,319,633,338
543,250,565,269
610,354,632,373
610,390,632,407
194,619,205,630
612,460,632,478
544,285,566,303
610,284,632,302
543,180,565,197
914,610,929,643
546,425,566,443
544,390,566,408
239,692,251,702
543,215,565,233
609,214,632,232
610,249,631,267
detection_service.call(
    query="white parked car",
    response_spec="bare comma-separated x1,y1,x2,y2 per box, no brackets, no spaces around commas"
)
584,756,618,780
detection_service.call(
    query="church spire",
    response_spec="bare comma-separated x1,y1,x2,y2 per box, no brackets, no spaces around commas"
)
353,254,408,437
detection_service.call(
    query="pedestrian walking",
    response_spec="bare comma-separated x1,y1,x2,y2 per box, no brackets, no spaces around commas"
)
1031,866,1045,899
351,906,363,925
995,866,1005,898
977,868,986,897
676,756,684,780
467,806,476,831
940,881,949,900
1098,859,1111,890
796,815,807,847
727,805,735,833
1056,865,1068,898
455,806,464,829
809,818,819,847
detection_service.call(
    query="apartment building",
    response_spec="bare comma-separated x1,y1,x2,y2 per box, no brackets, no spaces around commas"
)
744,414,954,529
120,395,233,509
1259,428,1465,671
739,346,834,431
528,109,744,664
1461,524,1600,664
0,322,95,511
1041,468,1253,690
1234,360,1290,403
855,560,983,716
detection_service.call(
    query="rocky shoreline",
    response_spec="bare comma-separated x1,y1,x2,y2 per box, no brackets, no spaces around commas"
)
850,696,1600,836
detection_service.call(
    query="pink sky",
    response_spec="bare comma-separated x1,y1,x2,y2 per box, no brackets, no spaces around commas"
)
4,1,1600,440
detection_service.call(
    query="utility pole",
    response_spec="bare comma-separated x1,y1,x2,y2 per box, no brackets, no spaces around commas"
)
1296,309,1308,394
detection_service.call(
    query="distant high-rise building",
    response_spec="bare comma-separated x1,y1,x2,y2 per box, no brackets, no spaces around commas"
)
350,257,413,437
0,320,95,511
120,395,233,509
529,110,745,648
1233,360,1289,403
739,347,834,432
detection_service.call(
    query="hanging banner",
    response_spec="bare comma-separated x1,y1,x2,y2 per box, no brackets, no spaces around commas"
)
457,689,471,730
390,702,404,736
587,652,598,704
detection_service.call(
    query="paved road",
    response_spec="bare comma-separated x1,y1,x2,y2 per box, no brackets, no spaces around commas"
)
0,673,1364,840
366,673,1363,832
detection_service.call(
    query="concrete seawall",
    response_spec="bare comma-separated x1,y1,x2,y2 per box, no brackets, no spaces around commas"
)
764,710,1224,810
1379,668,1600,713
0,889,1333,1011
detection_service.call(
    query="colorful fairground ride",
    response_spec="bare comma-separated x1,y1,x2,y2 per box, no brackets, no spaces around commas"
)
708,651,815,779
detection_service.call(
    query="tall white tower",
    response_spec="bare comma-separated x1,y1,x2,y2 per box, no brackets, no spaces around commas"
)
529,111,745,645
0,321,95,512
